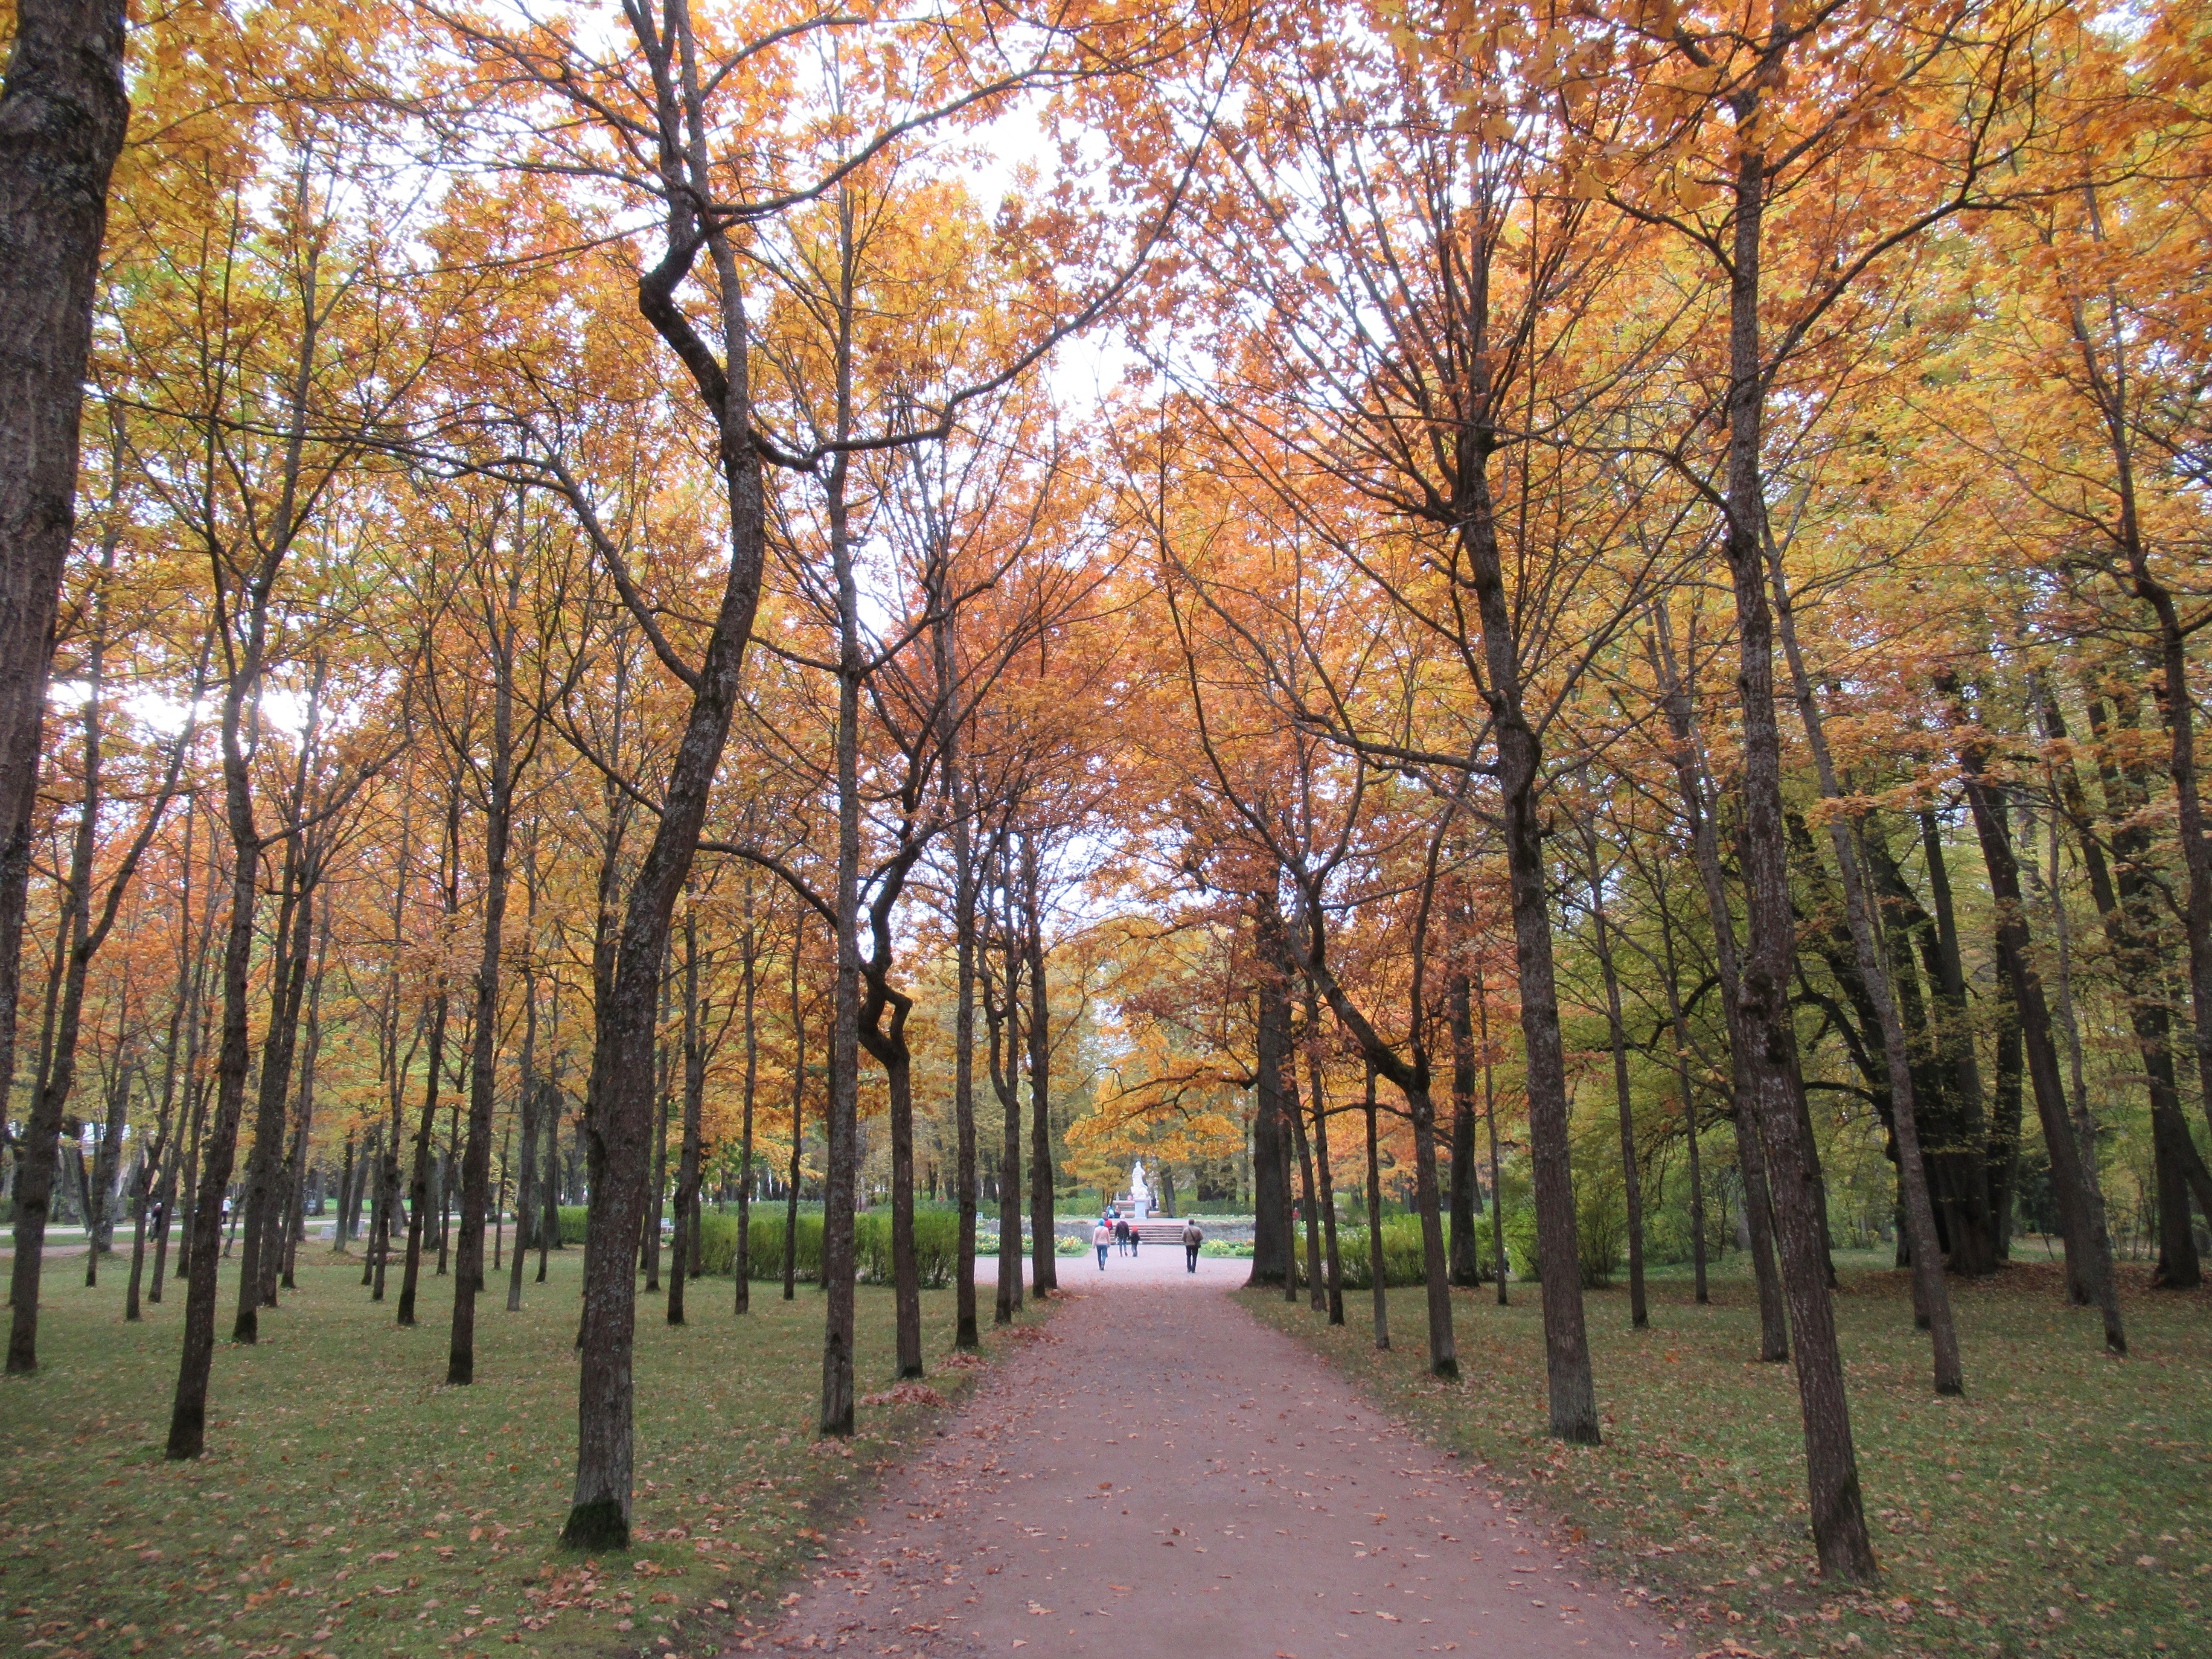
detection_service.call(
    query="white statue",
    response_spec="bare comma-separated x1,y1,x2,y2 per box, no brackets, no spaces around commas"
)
1130,1159,1152,1218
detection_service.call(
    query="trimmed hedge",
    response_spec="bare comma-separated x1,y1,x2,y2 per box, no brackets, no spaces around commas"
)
1330,1215,1432,1289
741,1213,824,1283
552,1205,1222,1284
1501,1199,1620,1287
1302,1217,1507,1287
731,1212,962,1286
854,1211,960,1288
695,1211,742,1275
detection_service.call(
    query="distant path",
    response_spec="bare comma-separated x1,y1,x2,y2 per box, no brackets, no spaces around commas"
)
742,1245,1679,1657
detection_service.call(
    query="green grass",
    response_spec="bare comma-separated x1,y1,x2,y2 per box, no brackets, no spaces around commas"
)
0,1246,1047,1658
1241,1249,2211,1658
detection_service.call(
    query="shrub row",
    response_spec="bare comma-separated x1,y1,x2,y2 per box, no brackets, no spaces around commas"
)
557,1201,1619,1289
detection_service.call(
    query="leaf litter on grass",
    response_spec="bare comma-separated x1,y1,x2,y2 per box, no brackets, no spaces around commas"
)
0,1250,1051,1658
1241,1250,2210,1659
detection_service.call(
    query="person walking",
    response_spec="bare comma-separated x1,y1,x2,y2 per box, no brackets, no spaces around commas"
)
1093,1218,1112,1271
1114,1216,1132,1257
1181,1217,1204,1274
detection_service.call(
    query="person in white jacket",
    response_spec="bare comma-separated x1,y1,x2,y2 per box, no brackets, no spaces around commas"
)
1093,1220,1113,1270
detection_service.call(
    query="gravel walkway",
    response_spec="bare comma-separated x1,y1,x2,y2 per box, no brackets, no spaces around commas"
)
737,1245,1681,1658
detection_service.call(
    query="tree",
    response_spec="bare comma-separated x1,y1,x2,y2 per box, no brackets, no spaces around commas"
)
0,0,131,1189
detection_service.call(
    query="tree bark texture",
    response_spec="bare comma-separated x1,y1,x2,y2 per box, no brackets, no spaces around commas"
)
1022,834,1057,1296
1656,632,1790,1360
1306,992,1344,1325
1364,1063,1389,1349
667,899,707,1327
0,0,131,1206
1246,937,1292,1290
1447,973,1481,1287
451,639,517,1376
1721,141,1875,1580
1949,694,2125,1349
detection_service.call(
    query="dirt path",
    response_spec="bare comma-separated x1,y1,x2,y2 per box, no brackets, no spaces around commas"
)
739,1246,1680,1658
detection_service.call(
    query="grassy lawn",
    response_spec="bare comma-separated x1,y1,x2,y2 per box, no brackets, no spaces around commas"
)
0,1246,1044,1658
1240,1249,2211,1659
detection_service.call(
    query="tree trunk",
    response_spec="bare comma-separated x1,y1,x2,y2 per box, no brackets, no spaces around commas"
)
1476,970,1509,1307
2076,688,2211,1286
988,879,1023,1323
10,554,179,1361
1364,1062,1388,1349
538,1095,559,1278
1288,1054,1324,1312
1915,812,2003,1266
668,898,705,1327
397,990,450,1328
236,669,331,1339
539,1041,562,1281
1285,891,1459,1377
1022,834,1057,1296
866,1006,923,1377
167,514,318,1454
84,1062,129,1283
818,439,864,1439
1447,973,1482,1286
1712,134,1874,1579
1493,682,1588,1426
1653,618,1789,1359
947,752,981,1348
1654,904,1710,1305
336,1136,357,1249
0,0,132,1211
1247,933,1292,1290
1584,863,1649,1331
1403,1078,1457,1375
1281,1085,1298,1304
733,905,758,1315
171,991,210,1296
282,905,330,1293
450,633,516,1380
399,776,463,1328
166,693,268,1457
362,1127,386,1291
1306,990,1342,1325
784,944,805,1302
645,1005,671,1293
561,105,774,1544
1948,686,2126,1348
437,1118,459,1276
124,1144,158,1321
507,950,540,1312
161,821,221,1302
1398,215,1595,1426
1767,557,1959,1391
2066,272,2212,1195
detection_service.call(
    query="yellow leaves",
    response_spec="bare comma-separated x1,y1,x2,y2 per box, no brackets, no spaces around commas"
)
1671,174,1718,215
